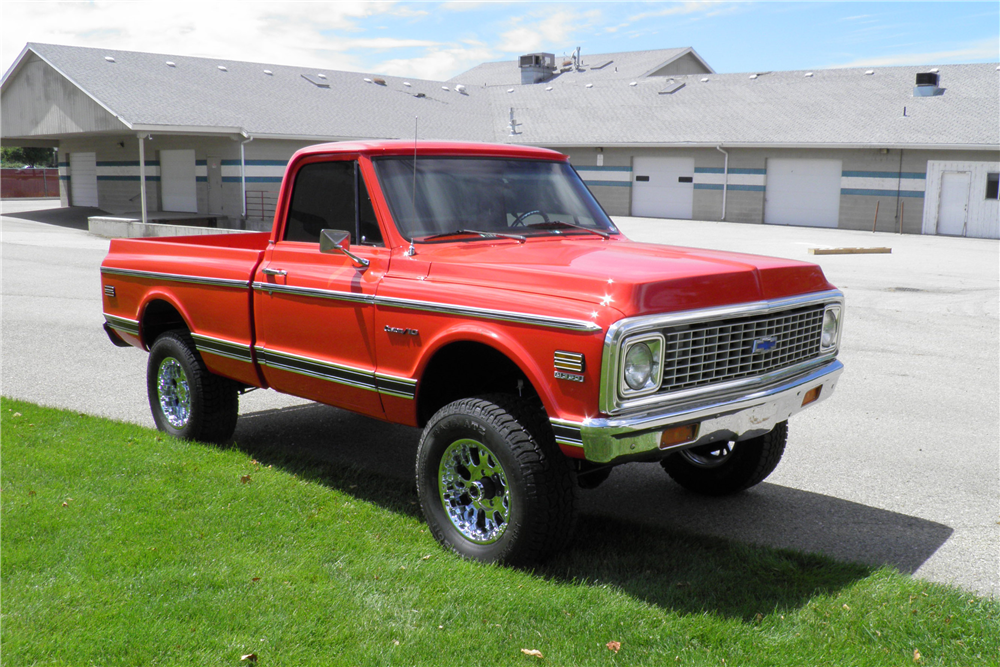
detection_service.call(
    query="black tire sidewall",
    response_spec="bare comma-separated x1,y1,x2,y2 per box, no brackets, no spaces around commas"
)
417,406,531,563
146,333,205,440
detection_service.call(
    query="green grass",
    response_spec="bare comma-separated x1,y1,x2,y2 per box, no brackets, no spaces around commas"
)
2,398,996,666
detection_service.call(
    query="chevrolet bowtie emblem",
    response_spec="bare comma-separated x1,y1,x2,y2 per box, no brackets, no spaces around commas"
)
752,336,778,354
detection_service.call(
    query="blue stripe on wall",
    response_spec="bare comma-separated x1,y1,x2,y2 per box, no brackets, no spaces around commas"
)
220,159,288,167
841,188,924,198
694,167,766,175
694,183,766,192
222,176,284,183
97,175,161,181
842,171,926,179
196,159,207,166
96,160,160,167
59,176,70,180
575,165,632,172
196,176,208,182
584,180,632,188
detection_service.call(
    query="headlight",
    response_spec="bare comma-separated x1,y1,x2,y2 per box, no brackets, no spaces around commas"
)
620,334,664,397
820,306,841,351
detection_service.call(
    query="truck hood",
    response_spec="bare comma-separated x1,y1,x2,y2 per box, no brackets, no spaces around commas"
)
401,237,834,317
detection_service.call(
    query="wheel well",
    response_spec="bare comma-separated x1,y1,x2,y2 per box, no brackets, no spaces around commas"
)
141,300,188,348
416,341,539,427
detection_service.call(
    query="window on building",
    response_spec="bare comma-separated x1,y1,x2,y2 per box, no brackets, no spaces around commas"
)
986,173,999,200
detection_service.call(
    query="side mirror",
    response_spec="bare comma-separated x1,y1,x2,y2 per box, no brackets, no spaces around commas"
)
319,229,370,268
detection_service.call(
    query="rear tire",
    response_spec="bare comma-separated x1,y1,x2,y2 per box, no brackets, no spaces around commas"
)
416,395,577,565
660,422,788,496
147,331,239,443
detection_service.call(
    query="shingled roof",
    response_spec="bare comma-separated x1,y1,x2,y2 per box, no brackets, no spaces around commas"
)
3,42,997,149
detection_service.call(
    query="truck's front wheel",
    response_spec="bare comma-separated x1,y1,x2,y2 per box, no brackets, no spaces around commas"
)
660,422,788,495
416,395,577,565
147,331,239,443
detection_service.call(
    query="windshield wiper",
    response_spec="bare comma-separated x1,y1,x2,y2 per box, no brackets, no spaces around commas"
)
417,229,526,243
523,220,611,238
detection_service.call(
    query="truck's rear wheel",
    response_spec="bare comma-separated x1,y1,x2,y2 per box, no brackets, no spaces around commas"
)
416,395,577,565
147,331,239,443
660,422,788,496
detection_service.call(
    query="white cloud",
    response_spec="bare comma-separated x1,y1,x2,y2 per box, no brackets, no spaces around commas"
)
496,9,601,54
1,0,399,74
829,39,1000,68
377,45,497,80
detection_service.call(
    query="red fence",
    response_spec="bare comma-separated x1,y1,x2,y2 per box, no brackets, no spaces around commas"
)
1,168,60,198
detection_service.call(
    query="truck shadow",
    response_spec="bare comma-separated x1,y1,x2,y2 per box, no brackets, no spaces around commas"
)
232,402,953,620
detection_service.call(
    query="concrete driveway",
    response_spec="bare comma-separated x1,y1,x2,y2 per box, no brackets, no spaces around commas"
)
3,199,997,597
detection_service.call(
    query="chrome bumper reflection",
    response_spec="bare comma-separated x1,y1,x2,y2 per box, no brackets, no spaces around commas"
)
554,359,844,464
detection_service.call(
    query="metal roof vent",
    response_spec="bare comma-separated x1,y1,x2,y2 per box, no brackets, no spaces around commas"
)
263,69,272,75
218,65,228,71
507,88,514,93
441,86,450,91
373,78,387,86
659,80,685,95
629,81,638,86
166,61,176,67
749,73,758,79
403,81,411,87
316,73,327,79
585,83,594,88
913,71,943,97
519,52,555,84
301,74,330,88
455,84,466,94
104,56,115,62
415,92,426,98
364,78,373,83
865,70,874,75
700,78,709,82
804,72,814,77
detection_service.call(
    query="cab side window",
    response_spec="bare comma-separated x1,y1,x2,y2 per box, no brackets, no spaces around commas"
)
284,160,384,246
285,161,356,244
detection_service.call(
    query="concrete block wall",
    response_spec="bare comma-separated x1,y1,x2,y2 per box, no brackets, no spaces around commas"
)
559,144,996,236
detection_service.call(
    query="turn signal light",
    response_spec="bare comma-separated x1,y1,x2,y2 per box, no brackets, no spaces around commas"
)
660,424,698,449
801,386,822,407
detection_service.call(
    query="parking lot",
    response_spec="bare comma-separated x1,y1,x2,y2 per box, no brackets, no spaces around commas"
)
2,199,997,597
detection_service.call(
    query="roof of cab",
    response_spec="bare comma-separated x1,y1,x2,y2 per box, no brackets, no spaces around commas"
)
291,140,568,161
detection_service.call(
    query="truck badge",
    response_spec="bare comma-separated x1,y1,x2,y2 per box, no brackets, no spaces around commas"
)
752,336,778,354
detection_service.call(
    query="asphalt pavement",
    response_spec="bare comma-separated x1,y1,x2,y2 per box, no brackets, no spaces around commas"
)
2,198,997,597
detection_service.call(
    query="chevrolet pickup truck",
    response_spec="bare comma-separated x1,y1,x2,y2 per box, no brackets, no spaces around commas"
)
101,140,844,564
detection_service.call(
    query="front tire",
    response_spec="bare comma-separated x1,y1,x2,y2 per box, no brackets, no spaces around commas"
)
416,395,577,565
660,422,788,496
147,331,239,443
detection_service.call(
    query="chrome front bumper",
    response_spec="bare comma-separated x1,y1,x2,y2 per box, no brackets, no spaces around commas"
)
551,359,844,464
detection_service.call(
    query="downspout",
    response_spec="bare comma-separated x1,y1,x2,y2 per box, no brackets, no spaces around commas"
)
716,145,729,221
894,148,904,231
240,133,254,221
137,132,149,225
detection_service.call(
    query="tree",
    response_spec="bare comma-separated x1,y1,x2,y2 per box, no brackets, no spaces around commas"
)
0,146,56,168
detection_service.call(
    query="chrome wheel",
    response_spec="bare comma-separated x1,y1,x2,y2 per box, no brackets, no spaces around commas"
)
157,357,191,429
438,438,510,544
679,441,734,468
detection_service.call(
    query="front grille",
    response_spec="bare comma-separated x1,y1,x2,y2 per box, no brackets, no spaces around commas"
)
659,305,825,394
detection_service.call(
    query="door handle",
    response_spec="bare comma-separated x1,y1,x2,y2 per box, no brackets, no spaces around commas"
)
262,267,287,277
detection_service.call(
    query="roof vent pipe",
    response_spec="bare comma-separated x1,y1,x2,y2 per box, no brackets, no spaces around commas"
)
716,145,729,221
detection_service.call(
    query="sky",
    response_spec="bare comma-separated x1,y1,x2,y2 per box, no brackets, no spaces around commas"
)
2,1,998,82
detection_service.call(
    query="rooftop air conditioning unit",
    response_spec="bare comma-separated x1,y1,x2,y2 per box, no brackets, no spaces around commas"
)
913,72,943,96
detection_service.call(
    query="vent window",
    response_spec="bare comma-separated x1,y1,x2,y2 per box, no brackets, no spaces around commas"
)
986,173,999,200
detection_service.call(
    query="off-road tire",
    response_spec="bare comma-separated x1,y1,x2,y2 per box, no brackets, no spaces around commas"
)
660,422,788,496
147,331,239,443
416,394,578,565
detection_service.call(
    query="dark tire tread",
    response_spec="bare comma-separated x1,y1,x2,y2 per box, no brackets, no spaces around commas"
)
661,421,788,496
147,330,239,443
416,394,577,565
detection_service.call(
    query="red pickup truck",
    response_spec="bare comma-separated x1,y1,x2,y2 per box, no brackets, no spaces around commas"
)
101,140,844,564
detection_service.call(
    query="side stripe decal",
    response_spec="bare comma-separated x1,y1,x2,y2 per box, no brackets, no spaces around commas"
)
104,313,140,336
254,346,416,399
550,419,584,449
191,333,253,363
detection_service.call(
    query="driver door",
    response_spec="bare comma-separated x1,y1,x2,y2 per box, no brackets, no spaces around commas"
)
253,158,388,417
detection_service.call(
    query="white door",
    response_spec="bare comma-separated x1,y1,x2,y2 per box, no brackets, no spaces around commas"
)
631,157,694,219
69,152,98,207
765,159,842,228
160,149,197,212
937,172,971,236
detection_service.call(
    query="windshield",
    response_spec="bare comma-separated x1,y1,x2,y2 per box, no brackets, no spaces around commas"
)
372,157,619,241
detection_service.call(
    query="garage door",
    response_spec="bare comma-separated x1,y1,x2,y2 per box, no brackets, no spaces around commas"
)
160,149,198,212
631,157,694,219
69,152,98,207
765,159,842,228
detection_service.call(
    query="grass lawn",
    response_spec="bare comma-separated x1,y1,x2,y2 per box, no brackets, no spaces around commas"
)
2,398,996,666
